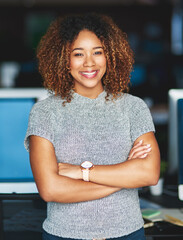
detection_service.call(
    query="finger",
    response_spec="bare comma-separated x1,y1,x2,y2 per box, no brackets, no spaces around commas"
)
132,140,143,149
139,153,148,158
132,148,151,158
131,144,151,155
58,162,69,168
129,145,151,159
58,163,63,168
128,141,143,159
128,145,151,160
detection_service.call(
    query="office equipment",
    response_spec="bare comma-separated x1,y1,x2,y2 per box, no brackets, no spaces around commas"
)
142,209,161,218
178,99,183,201
142,208,183,237
0,88,48,194
165,214,183,226
168,89,183,201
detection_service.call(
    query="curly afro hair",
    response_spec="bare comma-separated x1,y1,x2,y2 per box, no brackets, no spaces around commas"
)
36,13,134,103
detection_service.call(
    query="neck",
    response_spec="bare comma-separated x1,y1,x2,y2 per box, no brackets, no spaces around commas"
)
74,86,104,99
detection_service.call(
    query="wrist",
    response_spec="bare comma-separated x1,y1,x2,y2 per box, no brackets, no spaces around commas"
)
78,166,83,179
80,161,94,181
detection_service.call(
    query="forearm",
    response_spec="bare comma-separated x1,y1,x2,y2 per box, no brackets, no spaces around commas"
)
39,174,120,203
89,133,160,188
89,157,160,188
58,133,160,190
29,136,120,204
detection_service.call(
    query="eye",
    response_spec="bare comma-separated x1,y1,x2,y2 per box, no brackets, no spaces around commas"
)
94,51,103,55
74,53,83,57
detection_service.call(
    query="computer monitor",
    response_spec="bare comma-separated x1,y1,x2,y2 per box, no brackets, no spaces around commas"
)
0,88,49,194
178,99,183,200
168,89,183,200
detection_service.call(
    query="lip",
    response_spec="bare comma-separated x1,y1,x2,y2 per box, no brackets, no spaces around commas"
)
79,70,99,79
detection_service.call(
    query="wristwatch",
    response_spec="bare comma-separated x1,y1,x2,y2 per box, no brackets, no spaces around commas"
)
80,161,94,181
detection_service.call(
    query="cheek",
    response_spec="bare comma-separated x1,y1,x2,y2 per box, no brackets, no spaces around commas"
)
70,57,83,71
99,57,107,71
70,59,76,71
100,55,106,65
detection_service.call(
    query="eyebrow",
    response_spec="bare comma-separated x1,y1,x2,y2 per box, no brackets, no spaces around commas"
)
72,46,103,52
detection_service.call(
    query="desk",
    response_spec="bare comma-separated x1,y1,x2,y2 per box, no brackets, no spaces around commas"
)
140,189,183,239
145,221,183,239
0,193,40,240
139,190,183,208
0,192,183,240
142,208,183,239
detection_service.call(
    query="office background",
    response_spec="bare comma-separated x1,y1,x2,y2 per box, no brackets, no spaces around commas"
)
0,0,183,239
0,0,179,177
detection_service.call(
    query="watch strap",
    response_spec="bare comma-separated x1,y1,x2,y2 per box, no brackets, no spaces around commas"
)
82,169,89,181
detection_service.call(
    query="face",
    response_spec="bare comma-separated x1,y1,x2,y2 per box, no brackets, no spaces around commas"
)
70,30,107,98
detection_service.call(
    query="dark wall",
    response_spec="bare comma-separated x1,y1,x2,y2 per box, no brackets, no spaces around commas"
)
0,3,177,102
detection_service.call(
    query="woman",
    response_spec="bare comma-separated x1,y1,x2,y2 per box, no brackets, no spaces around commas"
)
24,13,160,240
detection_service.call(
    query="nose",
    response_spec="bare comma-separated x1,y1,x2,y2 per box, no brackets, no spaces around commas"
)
83,54,95,67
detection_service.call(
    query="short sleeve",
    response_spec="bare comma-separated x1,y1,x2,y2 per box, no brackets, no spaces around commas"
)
24,100,54,152
129,96,155,143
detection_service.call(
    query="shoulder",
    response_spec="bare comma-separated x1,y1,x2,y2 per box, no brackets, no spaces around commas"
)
124,93,146,104
32,95,62,111
116,93,148,110
30,95,63,119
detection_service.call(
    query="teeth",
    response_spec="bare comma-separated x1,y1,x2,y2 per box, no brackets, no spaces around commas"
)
81,71,97,76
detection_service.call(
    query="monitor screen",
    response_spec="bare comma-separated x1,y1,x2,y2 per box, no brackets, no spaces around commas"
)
168,89,183,173
178,99,183,200
168,89,183,201
0,88,48,193
0,98,35,181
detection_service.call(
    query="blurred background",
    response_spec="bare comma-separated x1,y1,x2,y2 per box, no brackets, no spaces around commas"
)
0,0,183,239
0,0,181,177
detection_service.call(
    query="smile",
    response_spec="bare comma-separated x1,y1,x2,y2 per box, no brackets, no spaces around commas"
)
80,70,99,78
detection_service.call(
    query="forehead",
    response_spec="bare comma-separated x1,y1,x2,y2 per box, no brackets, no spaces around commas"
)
71,30,102,49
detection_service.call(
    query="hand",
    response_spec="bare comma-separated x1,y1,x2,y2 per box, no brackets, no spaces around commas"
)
128,140,151,160
58,163,82,180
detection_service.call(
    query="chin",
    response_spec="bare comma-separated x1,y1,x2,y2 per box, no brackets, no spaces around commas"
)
83,83,101,89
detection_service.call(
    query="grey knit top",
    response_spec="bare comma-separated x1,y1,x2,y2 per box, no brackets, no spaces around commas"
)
24,91,155,239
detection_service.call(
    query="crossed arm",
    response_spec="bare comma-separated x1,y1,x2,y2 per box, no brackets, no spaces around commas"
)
29,131,160,203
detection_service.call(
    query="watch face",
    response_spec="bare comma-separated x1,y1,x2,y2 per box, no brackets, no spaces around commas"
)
81,161,93,169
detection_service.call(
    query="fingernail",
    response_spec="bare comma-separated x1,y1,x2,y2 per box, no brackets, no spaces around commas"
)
143,153,148,157
139,140,143,144
146,144,151,147
147,147,152,152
